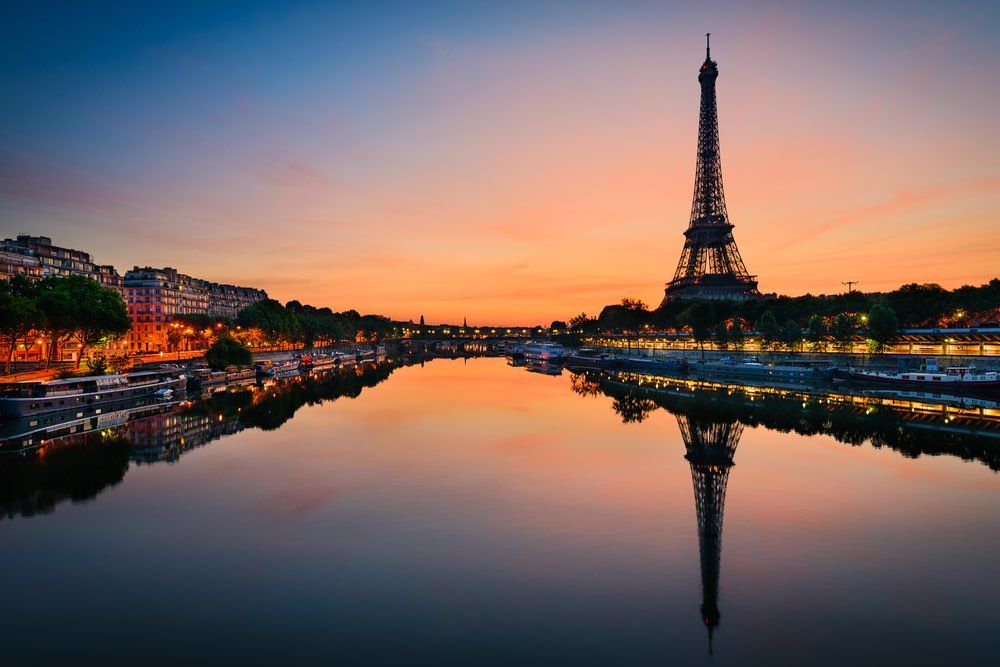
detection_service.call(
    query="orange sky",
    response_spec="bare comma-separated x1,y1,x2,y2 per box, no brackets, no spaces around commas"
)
1,3,998,323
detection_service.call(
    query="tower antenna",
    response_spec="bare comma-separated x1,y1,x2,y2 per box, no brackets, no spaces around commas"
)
842,281,859,293
706,32,711,58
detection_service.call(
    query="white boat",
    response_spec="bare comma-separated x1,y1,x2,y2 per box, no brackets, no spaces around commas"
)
524,341,565,361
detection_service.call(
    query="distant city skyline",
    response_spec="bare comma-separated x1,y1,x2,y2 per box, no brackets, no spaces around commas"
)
2,1,998,322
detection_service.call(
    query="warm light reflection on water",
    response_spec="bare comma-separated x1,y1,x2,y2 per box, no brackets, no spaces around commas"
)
1,357,997,666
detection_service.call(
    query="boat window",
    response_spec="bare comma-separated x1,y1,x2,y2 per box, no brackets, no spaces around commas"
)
43,401,52,407
29,420,38,427
30,402,39,409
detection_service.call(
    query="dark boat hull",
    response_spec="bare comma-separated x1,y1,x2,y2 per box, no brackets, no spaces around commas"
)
842,371,1000,398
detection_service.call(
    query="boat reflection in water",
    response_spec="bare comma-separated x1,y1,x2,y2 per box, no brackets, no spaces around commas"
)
524,359,563,376
0,358,404,519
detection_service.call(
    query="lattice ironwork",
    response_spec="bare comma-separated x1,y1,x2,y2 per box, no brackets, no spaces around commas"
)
663,35,759,303
677,413,744,654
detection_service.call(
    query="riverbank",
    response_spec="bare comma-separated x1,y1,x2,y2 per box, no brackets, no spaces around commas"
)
595,345,1000,372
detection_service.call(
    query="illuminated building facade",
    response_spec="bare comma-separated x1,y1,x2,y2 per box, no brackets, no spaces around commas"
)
124,266,266,352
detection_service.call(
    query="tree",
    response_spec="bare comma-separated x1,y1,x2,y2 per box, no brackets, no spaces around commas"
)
757,311,780,352
806,315,828,352
780,319,802,351
0,290,45,374
166,324,186,358
237,299,301,346
729,322,746,351
205,336,252,371
620,297,648,311
35,277,77,366
598,304,646,331
830,314,856,353
71,278,131,367
713,322,730,351
85,353,109,375
679,301,715,358
569,312,596,332
550,320,567,331
611,392,658,424
866,303,900,354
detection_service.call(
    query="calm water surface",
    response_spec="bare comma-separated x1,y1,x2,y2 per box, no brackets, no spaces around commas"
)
2,357,998,666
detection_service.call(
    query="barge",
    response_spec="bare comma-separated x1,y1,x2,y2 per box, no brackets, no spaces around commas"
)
0,370,186,419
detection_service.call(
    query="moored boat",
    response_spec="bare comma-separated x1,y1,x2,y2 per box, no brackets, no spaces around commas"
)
690,357,833,383
187,366,256,391
838,366,1000,398
563,349,623,370
524,341,565,362
0,370,186,419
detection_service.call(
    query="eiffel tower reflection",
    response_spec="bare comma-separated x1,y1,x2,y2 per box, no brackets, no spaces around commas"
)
677,414,744,655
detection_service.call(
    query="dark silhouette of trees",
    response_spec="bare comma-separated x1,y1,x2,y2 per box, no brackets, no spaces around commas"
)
729,321,746,351
0,285,44,374
679,301,715,358
713,322,730,351
866,303,900,354
71,278,131,366
780,319,802,352
2,275,129,368
806,315,827,352
205,336,252,370
757,311,779,351
830,314,856,352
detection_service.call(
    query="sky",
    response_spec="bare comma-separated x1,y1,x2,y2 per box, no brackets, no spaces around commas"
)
1,1,998,324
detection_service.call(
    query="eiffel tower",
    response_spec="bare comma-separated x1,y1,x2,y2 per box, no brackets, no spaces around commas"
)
662,34,759,304
677,413,744,655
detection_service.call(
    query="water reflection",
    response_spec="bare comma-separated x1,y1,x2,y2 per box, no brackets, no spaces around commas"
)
564,366,1000,656
679,414,742,655
0,432,131,519
572,369,1000,471
0,359,404,519
1,357,997,664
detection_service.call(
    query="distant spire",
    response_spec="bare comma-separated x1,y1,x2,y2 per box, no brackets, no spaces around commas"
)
706,32,711,59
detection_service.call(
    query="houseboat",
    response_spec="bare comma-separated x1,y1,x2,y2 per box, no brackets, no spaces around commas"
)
186,366,256,391
838,366,1000,398
563,348,623,370
0,370,186,419
621,356,689,374
690,358,834,383
504,342,527,359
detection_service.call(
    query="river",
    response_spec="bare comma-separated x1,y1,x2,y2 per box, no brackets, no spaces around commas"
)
1,356,997,666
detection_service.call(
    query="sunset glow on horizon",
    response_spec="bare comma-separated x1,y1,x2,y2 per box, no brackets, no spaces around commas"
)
2,1,998,323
